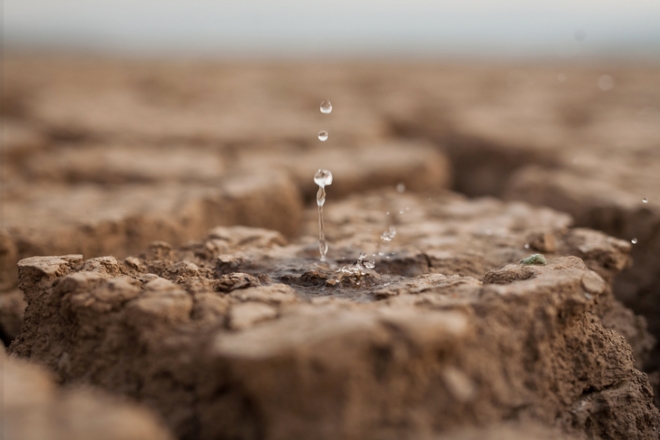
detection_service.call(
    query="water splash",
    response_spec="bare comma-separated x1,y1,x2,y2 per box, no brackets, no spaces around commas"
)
318,130,329,141
380,225,397,242
315,169,333,261
320,100,332,114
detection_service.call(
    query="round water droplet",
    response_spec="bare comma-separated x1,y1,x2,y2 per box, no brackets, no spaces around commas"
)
399,210,404,215
396,183,406,193
318,130,329,141
524,243,530,249
643,198,648,204
320,100,332,114
631,238,638,244
314,169,333,188
363,259,375,269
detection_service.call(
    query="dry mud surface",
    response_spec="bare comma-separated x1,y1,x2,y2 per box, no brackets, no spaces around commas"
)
9,192,660,439
3,55,660,439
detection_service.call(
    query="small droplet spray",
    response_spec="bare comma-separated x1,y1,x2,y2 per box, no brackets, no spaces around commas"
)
315,169,333,261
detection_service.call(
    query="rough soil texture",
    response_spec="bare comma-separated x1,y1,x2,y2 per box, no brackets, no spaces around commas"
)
2,345,173,440
3,55,660,439
10,192,659,439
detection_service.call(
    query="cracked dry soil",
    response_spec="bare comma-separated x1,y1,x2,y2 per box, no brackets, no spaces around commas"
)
8,192,660,439
3,57,660,439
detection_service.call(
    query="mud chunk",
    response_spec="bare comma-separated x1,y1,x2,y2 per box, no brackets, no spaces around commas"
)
8,195,660,439
3,348,173,440
228,302,278,330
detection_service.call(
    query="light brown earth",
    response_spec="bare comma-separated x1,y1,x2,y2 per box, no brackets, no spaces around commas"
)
2,54,660,439
2,345,173,440
9,192,660,439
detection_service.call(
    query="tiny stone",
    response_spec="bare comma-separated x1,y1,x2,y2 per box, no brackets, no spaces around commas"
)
520,254,548,265
581,270,606,295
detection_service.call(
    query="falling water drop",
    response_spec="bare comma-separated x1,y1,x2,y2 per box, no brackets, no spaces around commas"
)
643,198,648,204
631,238,638,244
320,100,332,114
396,183,406,193
314,169,333,261
363,259,375,269
318,131,329,142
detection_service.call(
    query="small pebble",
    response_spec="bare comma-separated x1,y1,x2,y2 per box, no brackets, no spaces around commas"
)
520,254,548,265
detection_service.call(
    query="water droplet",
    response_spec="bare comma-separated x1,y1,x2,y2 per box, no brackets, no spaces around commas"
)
524,243,530,249
380,226,397,242
399,210,404,215
385,212,390,216
396,183,406,193
314,169,333,188
314,169,333,261
363,259,375,269
557,73,567,82
320,100,332,114
643,198,648,204
598,75,614,91
631,238,638,244
318,130,329,142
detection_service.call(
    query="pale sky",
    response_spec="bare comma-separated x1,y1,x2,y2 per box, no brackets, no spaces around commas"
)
4,0,660,58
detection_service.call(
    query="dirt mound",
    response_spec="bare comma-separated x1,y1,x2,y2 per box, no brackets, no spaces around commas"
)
2,345,173,440
10,193,658,439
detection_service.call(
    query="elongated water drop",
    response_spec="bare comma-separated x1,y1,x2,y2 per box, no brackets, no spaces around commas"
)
320,100,332,114
315,169,333,261
318,131,328,142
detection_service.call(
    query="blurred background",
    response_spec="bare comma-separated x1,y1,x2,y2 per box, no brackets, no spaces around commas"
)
2,1,660,371
5,0,660,58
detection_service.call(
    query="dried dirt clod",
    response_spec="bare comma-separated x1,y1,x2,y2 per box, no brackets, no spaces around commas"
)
8,196,660,439
581,270,606,295
3,348,173,440
228,302,278,330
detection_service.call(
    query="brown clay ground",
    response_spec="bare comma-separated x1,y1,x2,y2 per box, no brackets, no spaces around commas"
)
2,54,660,439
